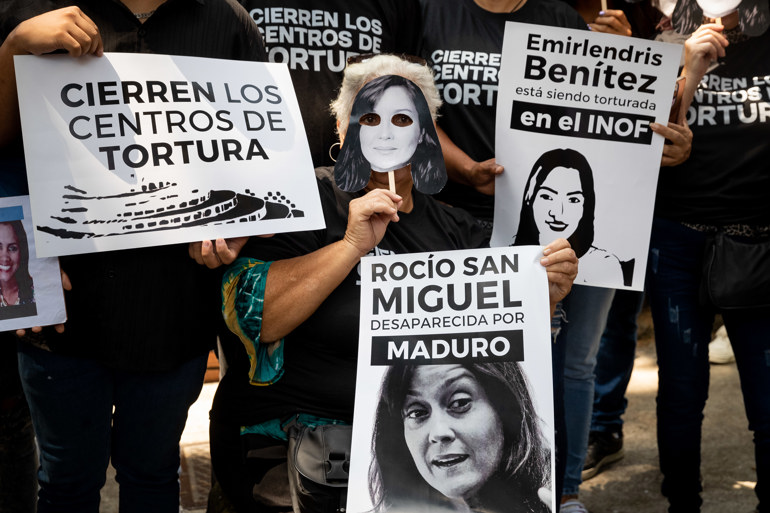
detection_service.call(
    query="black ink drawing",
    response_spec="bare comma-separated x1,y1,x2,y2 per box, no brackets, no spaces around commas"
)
37,181,304,239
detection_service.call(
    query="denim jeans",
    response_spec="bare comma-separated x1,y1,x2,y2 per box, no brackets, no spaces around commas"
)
17,342,207,513
557,285,615,496
1,338,37,513
647,218,770,513
590,289,645,434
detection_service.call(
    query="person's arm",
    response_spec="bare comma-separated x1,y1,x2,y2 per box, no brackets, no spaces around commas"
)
0,7,103,147
436,125,503,196
679,23,728,116
540,238,578,318
259,188,402,342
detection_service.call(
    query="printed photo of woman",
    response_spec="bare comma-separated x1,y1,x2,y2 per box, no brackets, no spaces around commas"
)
513,148,632,287
0,219,36,320
334,74,446,194
368,362,551,513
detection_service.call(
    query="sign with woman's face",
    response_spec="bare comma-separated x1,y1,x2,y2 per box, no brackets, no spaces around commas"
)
0,223,22,285
359,86,422,173
402,364,504,500
335,75,447,194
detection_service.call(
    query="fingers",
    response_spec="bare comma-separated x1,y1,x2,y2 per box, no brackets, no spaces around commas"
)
471,158,503,195
590,10,632,36
11,7,103,57
651,121,692,167
60,270,72,291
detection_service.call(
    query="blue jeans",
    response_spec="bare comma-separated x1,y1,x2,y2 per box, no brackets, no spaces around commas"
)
17,342,207,513
590,289,645,434
647,218,770,513
558,285,615,496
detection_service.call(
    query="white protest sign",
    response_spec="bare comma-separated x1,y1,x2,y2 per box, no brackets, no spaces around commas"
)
15,53,324,257
348,246,554,513
0,196,66,331
491,23,683,290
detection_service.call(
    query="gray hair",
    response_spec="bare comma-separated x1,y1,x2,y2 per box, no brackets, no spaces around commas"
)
330,54,442,139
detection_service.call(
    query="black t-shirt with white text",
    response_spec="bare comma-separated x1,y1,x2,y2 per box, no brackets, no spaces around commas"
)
418,0,586,221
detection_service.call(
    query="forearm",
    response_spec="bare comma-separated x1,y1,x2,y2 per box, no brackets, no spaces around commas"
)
260,239,363,342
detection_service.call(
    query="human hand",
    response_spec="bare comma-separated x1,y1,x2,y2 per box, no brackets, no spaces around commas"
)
466,158,503,196
15,270,71,337
651,120,692,166
589,9,632,36
540,238,578,310
189,237,249,269
683,23,728,83
5,7,103,57
342,189,402,257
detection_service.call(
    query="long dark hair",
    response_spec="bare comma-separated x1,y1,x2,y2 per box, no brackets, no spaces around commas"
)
514,148,595,258
1,221,35,304
334,75,445,194
369,362,550,513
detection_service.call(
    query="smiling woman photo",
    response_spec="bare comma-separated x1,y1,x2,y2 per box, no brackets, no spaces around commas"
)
0,220,34,308
369,362,551,513
514,148,629,287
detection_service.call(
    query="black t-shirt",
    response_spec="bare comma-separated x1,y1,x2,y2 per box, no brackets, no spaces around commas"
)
238,0,421,168
0,0,267,371
212,167,487,426
418,0,586,221
655,28,770,226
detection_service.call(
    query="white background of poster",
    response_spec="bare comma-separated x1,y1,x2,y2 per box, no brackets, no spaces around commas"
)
491,23,682,290
15,53,324,257
348,246,553,512
0,196,66,331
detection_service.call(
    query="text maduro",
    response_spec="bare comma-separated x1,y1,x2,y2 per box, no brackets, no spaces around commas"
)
371,330,524,365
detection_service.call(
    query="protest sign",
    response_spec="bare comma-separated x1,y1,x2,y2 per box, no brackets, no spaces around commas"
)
491,23,683,290
0,196,66,331
14,53,324,257
348,245,554,513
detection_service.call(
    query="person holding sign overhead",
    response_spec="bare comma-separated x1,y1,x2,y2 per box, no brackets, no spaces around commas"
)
0,2,266,512
210,54,578,513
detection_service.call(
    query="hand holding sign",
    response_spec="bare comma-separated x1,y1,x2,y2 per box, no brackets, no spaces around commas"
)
5,7,103,57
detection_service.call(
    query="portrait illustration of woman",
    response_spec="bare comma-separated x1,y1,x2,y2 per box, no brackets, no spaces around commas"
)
334,74,446,194
368,362,551,513
514,148,631,287
0,220,36,319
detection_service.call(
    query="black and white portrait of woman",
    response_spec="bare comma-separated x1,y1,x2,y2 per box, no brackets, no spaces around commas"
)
334,74,446,194
513,148,632,287
368,362,551,513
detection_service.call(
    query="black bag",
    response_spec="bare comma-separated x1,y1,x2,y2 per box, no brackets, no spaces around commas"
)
286,423,352,513
700,232,770,309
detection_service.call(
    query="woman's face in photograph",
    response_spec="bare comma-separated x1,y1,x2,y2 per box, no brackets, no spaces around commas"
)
532,166,584,243
0,224,20,283
359,85,421,173
401,365,504,501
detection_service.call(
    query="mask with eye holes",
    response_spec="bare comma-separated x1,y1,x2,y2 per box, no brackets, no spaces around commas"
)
334,75,447,194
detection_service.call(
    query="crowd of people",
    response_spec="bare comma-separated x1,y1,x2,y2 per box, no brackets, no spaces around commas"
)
0,1,768,513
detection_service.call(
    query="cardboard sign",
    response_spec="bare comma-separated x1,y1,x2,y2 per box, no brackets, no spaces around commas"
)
491,23,683,290
0,196,66,330
15,53,324,257
348,246,554,513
